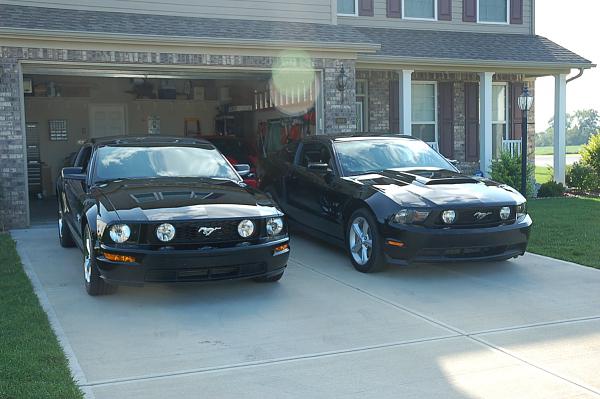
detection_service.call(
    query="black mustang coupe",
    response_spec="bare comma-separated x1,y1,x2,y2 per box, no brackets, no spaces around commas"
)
260,134,531,273
57,137,289,295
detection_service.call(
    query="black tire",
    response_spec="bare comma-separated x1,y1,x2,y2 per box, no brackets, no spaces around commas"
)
83,226,117,296
346,209,386,273
57,198,75,248
254,269,285,283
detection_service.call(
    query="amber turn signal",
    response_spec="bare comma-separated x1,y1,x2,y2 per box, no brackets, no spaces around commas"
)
104,252,137,263
273,243,290,255
386,240,405,248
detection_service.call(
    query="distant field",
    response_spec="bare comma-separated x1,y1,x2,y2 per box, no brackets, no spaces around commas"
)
535,145,582,156
535,166,553,184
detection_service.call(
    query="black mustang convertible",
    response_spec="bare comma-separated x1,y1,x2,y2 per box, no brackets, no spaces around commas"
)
57,137,289,295
260,134,531,273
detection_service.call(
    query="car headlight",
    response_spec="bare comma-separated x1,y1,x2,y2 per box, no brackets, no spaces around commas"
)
238,219,255,238
499,206,511,220
392,209,430,224
266,217,284,236
441,210,456,224
516,203,527,222
156,223,176,242
109,224,131,243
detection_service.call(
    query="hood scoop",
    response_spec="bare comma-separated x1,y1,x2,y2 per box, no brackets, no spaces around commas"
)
381,169,479,186
130,191,219,204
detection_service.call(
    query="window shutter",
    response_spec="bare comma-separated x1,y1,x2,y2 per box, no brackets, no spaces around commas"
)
438,82,454,158
389,80,400,133
464,82,479,162
387,0,402,18
438,0,452,21
463,0,477,22
511,82,524,139
359,0,374,16
510,0,523,24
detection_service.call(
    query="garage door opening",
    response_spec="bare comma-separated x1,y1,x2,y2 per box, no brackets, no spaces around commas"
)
23,68,322,225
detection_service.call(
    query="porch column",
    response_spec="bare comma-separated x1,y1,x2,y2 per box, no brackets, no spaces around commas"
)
479,72,494,174
398,69,414,135
553,73,568,184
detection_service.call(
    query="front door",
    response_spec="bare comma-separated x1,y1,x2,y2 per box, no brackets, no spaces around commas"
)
90,105,126,138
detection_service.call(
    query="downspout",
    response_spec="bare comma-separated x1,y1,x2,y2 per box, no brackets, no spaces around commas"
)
566,68,585,84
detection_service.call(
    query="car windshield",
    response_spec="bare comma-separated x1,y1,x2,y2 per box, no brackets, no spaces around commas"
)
334,138,455,176
93,145,239,182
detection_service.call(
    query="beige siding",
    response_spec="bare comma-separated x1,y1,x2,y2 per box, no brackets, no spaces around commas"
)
338,0,533,34
0,0,333,24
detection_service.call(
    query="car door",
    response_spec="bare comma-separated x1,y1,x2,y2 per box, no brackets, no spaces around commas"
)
64,145,92,237
286,142,345,238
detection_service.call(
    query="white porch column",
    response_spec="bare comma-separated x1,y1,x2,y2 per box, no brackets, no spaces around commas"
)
479,72,494,174
398,69,414,135
554,74,568,184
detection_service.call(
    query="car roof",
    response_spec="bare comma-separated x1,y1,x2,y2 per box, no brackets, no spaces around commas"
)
90,136,212,147
304,133,419,143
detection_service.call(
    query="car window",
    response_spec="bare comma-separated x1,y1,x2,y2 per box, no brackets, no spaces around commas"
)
279,141,299,163
299,143,333,169
74,146,92,171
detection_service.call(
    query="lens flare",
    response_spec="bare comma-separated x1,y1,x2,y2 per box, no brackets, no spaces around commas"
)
268,50,318,116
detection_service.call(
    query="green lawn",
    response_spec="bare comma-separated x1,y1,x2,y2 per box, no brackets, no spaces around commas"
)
528,197,600,269
535,145,583,156
535,165,553,184
0,234,83,399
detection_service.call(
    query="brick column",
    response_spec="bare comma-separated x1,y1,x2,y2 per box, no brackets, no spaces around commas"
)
323,60,356,134
0,58,28,229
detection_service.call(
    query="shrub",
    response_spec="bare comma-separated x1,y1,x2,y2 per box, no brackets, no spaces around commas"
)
566,162,600,192
537,181,566,198
489,151,535,197
581,133,600,175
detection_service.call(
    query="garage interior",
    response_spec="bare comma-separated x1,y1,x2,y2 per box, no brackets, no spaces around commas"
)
23,66,322,224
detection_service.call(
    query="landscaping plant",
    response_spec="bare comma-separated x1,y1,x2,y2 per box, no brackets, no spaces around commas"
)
489,151,535,197
536,181,566,198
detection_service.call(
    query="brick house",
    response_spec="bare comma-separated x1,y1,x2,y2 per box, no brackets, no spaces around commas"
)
0,0,594,228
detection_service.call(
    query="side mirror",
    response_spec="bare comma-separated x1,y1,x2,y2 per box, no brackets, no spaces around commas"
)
62,167,87,181
234,164,251,177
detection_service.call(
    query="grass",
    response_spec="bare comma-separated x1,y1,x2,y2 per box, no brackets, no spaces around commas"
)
0,234,83,399
535,145,583,156
535,165,553,184
528,197,600,269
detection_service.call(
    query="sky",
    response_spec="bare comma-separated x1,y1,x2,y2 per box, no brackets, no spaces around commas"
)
534,0,600,132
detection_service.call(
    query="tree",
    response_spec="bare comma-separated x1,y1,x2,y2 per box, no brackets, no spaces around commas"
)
542,109,599,146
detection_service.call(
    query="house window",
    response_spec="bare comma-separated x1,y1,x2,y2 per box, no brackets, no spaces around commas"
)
403,0,436,19
492,83,508,158
356,80,368,132
338,0,358,16
411,82,437,144
478,0,509,23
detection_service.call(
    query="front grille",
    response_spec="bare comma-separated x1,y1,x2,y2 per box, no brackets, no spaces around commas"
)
145,262,267,282
417,244,525,260
141,219,263,245
431,206,516,228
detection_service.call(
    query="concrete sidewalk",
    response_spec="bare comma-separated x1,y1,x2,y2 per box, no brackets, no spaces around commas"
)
11,227,600,398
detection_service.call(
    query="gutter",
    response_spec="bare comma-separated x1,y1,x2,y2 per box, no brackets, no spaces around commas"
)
566,68,585,84
0,27,381,54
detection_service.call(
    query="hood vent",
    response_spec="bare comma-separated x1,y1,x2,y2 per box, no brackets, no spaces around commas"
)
130,191,216,204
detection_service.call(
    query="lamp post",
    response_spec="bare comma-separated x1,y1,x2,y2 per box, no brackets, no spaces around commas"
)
517,86,534,196
336,65,348,104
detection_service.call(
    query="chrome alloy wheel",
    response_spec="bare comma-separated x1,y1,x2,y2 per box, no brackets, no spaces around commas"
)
348,216,373,266
83,229,93,283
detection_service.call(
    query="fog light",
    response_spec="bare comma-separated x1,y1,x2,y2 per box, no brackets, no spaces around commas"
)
104,252,136,263
442,210,456,224
238,219,255,238
156,223,176,242
500,206,511,220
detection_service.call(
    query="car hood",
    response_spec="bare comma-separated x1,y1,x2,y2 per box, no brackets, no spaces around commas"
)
91,178,279,221
350,169,525,207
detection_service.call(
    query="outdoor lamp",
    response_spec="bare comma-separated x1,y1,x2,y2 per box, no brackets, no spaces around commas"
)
336,65,348,103
518,86,534,196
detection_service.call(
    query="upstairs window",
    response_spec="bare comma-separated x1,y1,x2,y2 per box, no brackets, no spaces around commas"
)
338,0,358,16
404,0,436,20
478,0,509,23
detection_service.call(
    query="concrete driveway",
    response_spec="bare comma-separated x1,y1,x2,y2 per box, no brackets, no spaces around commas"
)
11,226,600,398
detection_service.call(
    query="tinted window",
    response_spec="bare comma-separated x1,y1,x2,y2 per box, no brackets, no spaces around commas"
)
74,146,92,171
299,143,332,168
334,139,454,176
94,145,239,182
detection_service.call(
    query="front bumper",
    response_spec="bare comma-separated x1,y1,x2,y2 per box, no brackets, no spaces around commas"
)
382,215,532,265
95,238,289,286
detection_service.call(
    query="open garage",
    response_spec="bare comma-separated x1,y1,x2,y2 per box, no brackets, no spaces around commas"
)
22,65,324,224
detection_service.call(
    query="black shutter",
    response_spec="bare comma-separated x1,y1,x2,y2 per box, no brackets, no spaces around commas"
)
510,0,524,24
511,82,524,139
359,0,374,16
389,80,400,133
463,0,477,22
387,0,402,18
438,0,452,21
438,82,454,158
465,82,479,162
